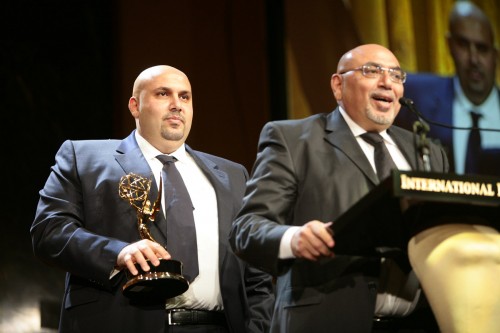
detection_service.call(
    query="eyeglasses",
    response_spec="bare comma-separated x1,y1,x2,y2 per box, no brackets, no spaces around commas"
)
339,64,407,84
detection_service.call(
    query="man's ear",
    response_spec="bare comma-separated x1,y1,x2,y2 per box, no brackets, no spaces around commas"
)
331,74,342,101
128,96,140,118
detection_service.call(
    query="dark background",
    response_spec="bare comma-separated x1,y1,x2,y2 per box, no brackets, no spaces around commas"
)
2,2,114,332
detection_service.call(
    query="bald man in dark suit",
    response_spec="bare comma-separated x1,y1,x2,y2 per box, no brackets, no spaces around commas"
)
32,65,274,333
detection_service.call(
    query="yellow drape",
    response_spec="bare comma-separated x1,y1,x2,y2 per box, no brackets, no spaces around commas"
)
350,0,454,75
286,0,500,119
351,0,499,82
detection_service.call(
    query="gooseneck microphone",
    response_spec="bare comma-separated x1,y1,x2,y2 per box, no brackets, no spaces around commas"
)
399,97,500,132
399,97,432,172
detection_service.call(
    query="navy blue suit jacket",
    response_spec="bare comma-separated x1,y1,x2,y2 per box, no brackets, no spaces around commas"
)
31,131,274,333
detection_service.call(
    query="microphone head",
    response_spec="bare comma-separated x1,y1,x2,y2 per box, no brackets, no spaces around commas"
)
399,97,414,107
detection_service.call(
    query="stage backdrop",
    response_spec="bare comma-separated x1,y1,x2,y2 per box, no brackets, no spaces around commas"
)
286,0,500,119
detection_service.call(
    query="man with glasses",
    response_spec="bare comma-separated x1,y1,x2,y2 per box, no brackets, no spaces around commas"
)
341,63,407,85
395,1,500,176
230,44,448,332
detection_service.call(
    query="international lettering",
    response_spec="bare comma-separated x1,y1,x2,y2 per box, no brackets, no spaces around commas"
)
400,174,497,197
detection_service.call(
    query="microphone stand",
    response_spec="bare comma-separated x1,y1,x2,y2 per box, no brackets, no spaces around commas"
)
399,97,500,174
412,121,432,172
400,97,432,172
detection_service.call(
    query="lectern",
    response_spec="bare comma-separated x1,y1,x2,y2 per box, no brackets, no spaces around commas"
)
332,170,500,256
332,170,500,333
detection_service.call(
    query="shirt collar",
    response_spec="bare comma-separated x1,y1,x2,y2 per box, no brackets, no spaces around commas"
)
134,131,187,162
338,106,394,144
453,76,498,115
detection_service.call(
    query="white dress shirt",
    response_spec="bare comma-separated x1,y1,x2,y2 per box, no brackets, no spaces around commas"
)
135,132,223,311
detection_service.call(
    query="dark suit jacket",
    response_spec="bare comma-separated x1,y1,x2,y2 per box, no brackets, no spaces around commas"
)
396,73,500,176
31,131,274,333
230,109,448,333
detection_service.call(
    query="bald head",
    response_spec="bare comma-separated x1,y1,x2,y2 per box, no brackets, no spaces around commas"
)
331,44,404,132
128,65,193,153
132,65,189,97
449,1,495,45
337,44,400,74
447,1,497,105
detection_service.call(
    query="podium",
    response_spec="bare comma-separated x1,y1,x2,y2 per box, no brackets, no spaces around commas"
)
332,170,500,333
332,170,500,256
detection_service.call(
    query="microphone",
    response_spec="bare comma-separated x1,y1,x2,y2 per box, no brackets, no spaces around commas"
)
399,97,430,133
399,97,500,175
399,97,500,133
399,97,432,172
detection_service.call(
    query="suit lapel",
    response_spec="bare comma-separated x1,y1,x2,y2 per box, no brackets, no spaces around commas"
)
324,110,379,185
186,146,231,269
114,131,168,245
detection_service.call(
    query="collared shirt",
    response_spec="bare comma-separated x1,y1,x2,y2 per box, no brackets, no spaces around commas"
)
452,78,500,174
339,107,412,172
135,131,223,311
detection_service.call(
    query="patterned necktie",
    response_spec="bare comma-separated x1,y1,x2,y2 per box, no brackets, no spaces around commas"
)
360,132,398,181
156,155,199,282
464,111,482,174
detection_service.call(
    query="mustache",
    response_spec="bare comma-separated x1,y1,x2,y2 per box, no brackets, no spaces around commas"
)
164,112,185,122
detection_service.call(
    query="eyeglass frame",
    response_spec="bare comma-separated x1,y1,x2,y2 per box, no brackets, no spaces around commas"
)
338,63,407,84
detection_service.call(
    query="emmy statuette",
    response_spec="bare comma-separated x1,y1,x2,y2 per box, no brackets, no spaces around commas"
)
118,173,189,301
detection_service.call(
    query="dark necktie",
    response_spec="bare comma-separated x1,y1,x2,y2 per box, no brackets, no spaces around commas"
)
360,132,398,181
156,155,199,282
464,111,482,174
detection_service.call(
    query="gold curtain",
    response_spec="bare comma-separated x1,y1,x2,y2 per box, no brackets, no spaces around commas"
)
286,0,500,119
350,0,500,81
351,0,452,75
